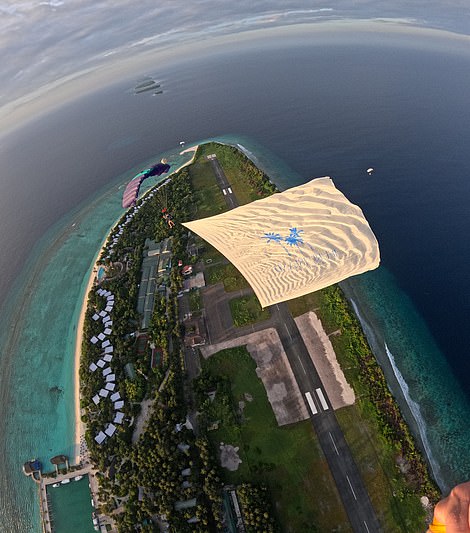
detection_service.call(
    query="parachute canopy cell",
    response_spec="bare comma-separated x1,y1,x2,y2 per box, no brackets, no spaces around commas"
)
182,177,380,308
122,163,170,208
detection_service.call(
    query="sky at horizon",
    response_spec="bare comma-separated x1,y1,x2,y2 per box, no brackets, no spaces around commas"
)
1,1,470,134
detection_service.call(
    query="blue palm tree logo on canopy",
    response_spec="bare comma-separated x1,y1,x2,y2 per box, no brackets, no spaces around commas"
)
262,232,283,244
262,227,305,256
284,228,304,246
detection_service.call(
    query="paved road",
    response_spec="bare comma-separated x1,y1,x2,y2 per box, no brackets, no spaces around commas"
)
203,157,382,532
270,303,381,532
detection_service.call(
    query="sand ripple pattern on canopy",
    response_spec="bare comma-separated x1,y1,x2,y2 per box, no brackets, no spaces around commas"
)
183,177,380,307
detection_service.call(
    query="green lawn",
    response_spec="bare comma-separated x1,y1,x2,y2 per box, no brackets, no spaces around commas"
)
188,290,202,313
206,263,249,291
201,347,351,532
287,291,322,318
335,406,425,533
188,160,226,218
195,142,272,205
229,294,270,327
198,241,225,264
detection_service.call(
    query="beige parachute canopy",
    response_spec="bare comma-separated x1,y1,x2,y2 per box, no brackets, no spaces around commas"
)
183,177,380,307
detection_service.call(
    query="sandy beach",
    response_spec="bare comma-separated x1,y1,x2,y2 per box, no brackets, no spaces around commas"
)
183,177,380,308
73,145,199,463
73,261,99,463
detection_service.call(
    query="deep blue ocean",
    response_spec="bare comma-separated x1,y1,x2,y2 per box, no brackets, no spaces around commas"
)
1,26,470,531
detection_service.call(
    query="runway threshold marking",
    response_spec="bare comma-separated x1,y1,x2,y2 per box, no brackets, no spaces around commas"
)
305,392,318,415
346,475,358,501
328,432,340,456
228,187,232,194
315,387,329,410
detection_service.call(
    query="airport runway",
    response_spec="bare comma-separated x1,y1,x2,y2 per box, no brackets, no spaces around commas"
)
205,155,382,532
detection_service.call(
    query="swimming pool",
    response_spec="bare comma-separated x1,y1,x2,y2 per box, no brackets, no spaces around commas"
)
97,266,105,282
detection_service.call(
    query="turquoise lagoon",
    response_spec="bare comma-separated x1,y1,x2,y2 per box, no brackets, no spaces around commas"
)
0,146,197,532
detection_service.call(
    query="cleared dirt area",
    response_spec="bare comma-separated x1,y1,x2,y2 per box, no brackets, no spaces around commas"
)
295,311,355,409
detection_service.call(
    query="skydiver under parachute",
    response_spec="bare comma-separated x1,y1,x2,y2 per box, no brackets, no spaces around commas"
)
161,208,175,229
122,158,183,230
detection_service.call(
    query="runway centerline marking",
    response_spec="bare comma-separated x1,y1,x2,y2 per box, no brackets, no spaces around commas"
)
364,520,370,533
284,323,293,341
329,432,339,455
346,475,357,501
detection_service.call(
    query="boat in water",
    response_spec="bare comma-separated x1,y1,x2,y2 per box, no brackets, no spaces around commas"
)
61,478,70,485
74,475,83,481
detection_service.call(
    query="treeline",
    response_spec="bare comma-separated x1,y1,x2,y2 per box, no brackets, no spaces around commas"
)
238,483,277,533
320,285,440,502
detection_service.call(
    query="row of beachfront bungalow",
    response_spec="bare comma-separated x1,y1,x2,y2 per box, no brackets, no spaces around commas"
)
103,177,172,261
95,422,117,444
87,289,127,445
92,179,175,434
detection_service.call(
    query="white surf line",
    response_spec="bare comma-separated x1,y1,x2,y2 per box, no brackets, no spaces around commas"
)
346,475,357,501
305,392,318,415
363,520,370,533
315,387,329,410
328,432,339,456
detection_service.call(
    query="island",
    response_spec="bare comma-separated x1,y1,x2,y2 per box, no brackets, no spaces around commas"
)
65,142,439,532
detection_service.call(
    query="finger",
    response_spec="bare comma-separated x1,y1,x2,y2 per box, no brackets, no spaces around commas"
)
431,482,470,533
433,496,450,525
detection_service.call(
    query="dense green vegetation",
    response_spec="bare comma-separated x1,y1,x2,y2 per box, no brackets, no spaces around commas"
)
237,484,277,532
229,294,270,327
206,262,249,291
188,290,202,313
80,169,229,531
79,145,284,532
196,143,277,204
194,346,350,532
